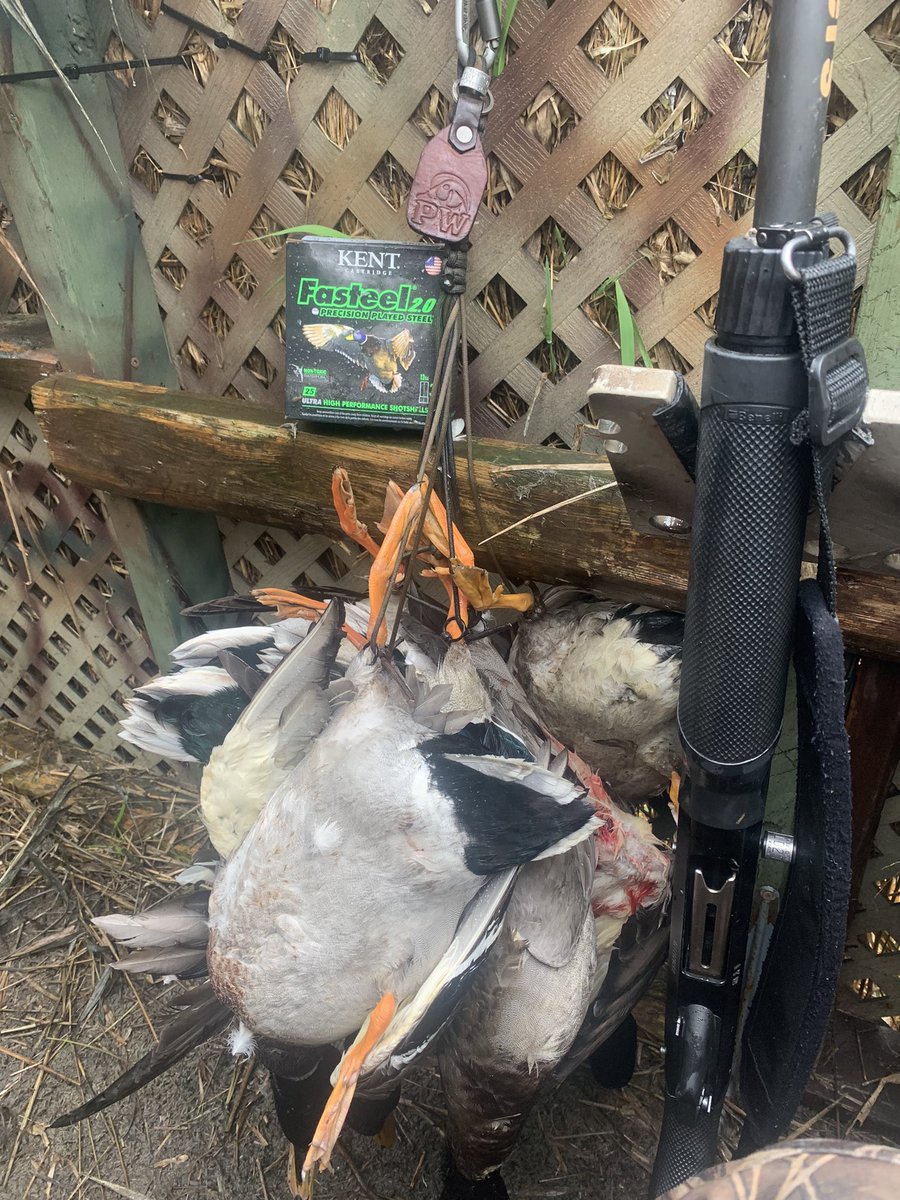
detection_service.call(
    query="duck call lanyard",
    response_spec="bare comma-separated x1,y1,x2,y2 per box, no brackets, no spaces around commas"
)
397,2,501,644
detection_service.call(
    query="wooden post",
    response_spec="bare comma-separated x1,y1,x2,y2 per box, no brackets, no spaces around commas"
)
856,111,900,390
845,659,900,907
0,1,232,662
843,111,900,919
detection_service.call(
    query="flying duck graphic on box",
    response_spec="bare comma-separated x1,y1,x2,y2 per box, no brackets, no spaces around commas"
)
301,323,416,394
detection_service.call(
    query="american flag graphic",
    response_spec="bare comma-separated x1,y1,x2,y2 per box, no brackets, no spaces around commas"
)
423,254,442,275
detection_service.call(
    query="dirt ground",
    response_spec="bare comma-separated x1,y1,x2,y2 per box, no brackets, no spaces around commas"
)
0,719,895,1200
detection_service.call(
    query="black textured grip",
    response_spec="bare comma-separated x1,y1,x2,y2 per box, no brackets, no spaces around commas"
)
649,1101,722,1198
678,352,811,766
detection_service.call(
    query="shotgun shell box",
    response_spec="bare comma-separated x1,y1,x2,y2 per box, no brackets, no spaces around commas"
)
285,236,444,429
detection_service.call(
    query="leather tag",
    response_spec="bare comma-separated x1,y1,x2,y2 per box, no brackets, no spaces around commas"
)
407,127,487,243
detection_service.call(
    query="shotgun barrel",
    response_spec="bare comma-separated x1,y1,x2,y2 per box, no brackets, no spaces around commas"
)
649,3,841,1193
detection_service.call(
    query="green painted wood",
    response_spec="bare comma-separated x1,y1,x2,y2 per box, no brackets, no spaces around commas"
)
856,112,900,389
0,0,232,663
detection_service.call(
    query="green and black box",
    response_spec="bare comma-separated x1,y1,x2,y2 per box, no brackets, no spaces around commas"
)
285,236,445,428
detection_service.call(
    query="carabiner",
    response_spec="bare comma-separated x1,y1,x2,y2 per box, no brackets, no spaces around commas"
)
455,0,502,74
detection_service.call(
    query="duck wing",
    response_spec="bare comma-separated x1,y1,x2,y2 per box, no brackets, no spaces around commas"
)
119,667,249,764
355,868,518,1097
302,322,368,369
438,841,597,1181
200,601,344,857
420,735,598,874
390,329,415,370
119,619,317,764
552,901,669,1083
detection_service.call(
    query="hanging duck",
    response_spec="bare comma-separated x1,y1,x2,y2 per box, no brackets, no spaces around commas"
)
511,587,684,804
437,654,671,1200
116,468,387,770
55,480,597,1199
302,322,416,393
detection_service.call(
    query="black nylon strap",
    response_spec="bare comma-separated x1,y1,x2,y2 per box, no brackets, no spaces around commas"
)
787,236,867,614
791,254,859,367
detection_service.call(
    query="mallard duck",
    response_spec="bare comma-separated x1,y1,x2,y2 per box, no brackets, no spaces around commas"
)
511,587,683,803
57,469,599,1195
118,615,318,763
302,322,416,393
117,467,386,770
436,656,670,1199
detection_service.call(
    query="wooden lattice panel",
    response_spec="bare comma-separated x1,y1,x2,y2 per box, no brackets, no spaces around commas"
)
842,776,900,1022
0,392,157,760
100,0,899,449
0,193,41,318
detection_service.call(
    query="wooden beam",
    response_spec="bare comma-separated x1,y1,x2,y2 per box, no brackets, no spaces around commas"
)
32,372,900,662
0,315,58,393
845,658,900,907
0,3,232,662
857,111,900,389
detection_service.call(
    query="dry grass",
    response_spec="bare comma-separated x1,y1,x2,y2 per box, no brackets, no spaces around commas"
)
268,25,303,85
230,90,269,148
580,3,646,79
1,208,40,316
868,2,900,68
357,17,403,85
649,339,692,375
705,149,757,223
315,89,361,150
485,154,521,215
130,147,162,195
520,85,578,151
178,336,208,378
206,150,240,198
156,247,186,291
411,86,449,140
640,221,699,284
225,255,257,299
844,148,893,221
1,712,894,1200
182,31,217,87
337,210,371,238
244,349,277,390
717,1,771,77
368,153,414,212
581,153,641,220
153,90,190,146
640,80,708,164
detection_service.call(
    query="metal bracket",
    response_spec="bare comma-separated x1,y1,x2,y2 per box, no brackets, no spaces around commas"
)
587,364,696,537
588,365,900,578
827,388,900,576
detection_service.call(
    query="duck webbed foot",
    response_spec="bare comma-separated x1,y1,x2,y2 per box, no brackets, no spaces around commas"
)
252,588,330,621
367,480,473,643
301,992,397,1196
331,467,382,559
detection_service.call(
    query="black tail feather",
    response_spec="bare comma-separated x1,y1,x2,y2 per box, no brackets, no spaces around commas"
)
50,984,230,1127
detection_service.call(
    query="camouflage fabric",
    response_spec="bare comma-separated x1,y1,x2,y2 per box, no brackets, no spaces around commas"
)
662,1140,900,1200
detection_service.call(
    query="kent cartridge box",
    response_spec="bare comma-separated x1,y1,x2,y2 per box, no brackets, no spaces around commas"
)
285,237,445,428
